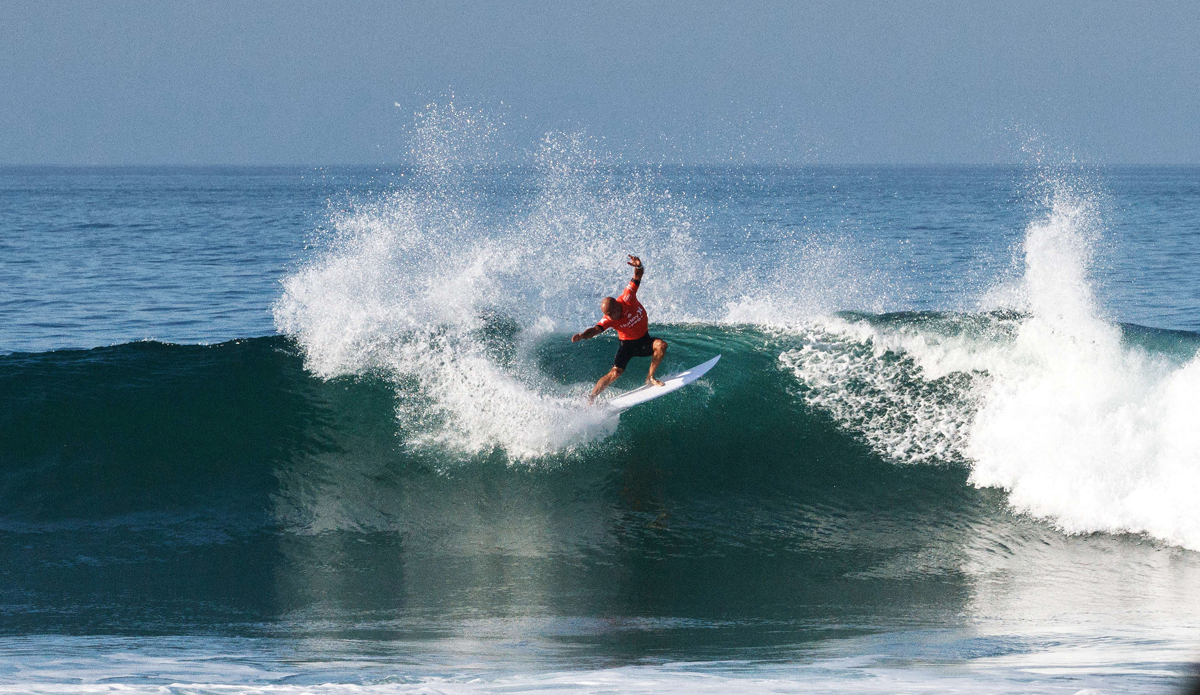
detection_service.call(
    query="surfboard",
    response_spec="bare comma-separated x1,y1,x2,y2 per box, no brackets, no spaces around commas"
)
604,355,721,411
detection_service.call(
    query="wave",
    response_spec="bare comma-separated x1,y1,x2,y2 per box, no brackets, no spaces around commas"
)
6,108,1199,557
4,311,1199,544
264,109,1200,552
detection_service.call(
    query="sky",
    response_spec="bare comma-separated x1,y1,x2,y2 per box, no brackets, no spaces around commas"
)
2,0,1198,166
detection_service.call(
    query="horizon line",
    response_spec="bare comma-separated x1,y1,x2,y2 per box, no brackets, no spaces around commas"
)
5,162,1200,170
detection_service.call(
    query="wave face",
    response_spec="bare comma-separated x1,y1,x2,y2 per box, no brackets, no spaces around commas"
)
0,329,980,530
0,339,297,524
2,329,1002,634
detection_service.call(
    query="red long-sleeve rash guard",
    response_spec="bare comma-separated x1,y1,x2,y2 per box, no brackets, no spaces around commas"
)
595,281,649,340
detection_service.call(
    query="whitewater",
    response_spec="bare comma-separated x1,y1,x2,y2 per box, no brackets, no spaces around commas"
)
3,109,1200,693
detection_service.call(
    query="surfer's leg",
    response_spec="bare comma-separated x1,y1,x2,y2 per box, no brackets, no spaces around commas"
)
647,339,668,386
590,366,624,403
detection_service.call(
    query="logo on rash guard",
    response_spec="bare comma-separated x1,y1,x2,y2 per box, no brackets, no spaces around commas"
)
598,282,649,340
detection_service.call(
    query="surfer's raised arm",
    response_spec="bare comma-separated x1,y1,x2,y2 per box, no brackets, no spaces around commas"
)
628,255,644,285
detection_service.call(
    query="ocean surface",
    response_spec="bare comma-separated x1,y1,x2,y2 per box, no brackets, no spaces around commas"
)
3,139,1200,692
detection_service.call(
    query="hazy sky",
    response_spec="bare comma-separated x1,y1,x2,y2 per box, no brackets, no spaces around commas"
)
3,1,1198,165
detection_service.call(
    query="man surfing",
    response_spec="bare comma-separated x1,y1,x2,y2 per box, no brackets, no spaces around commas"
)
571,255,668,403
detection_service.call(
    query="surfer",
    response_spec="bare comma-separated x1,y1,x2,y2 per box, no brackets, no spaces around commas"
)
572,255,668,403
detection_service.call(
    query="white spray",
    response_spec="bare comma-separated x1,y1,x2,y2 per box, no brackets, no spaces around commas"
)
781,181,1200,549
273,106,709,460
966,186,1200,548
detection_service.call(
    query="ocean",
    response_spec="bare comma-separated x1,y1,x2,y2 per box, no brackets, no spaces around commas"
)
3,131,1200,693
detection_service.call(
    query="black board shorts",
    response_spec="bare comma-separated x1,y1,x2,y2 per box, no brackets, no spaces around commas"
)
614,334,657,369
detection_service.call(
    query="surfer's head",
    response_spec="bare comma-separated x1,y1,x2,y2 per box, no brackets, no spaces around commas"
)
601,297,622,319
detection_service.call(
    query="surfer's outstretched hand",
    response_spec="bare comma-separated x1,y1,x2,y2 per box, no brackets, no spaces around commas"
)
627,255,642,268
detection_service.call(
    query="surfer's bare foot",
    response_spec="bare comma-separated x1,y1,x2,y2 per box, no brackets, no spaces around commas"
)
647,377,665,387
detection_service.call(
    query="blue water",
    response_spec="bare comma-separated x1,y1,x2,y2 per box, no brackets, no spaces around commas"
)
2,158,1200,693
5,165,1200,354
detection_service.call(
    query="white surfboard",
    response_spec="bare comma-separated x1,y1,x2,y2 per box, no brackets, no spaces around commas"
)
604,355,721,411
